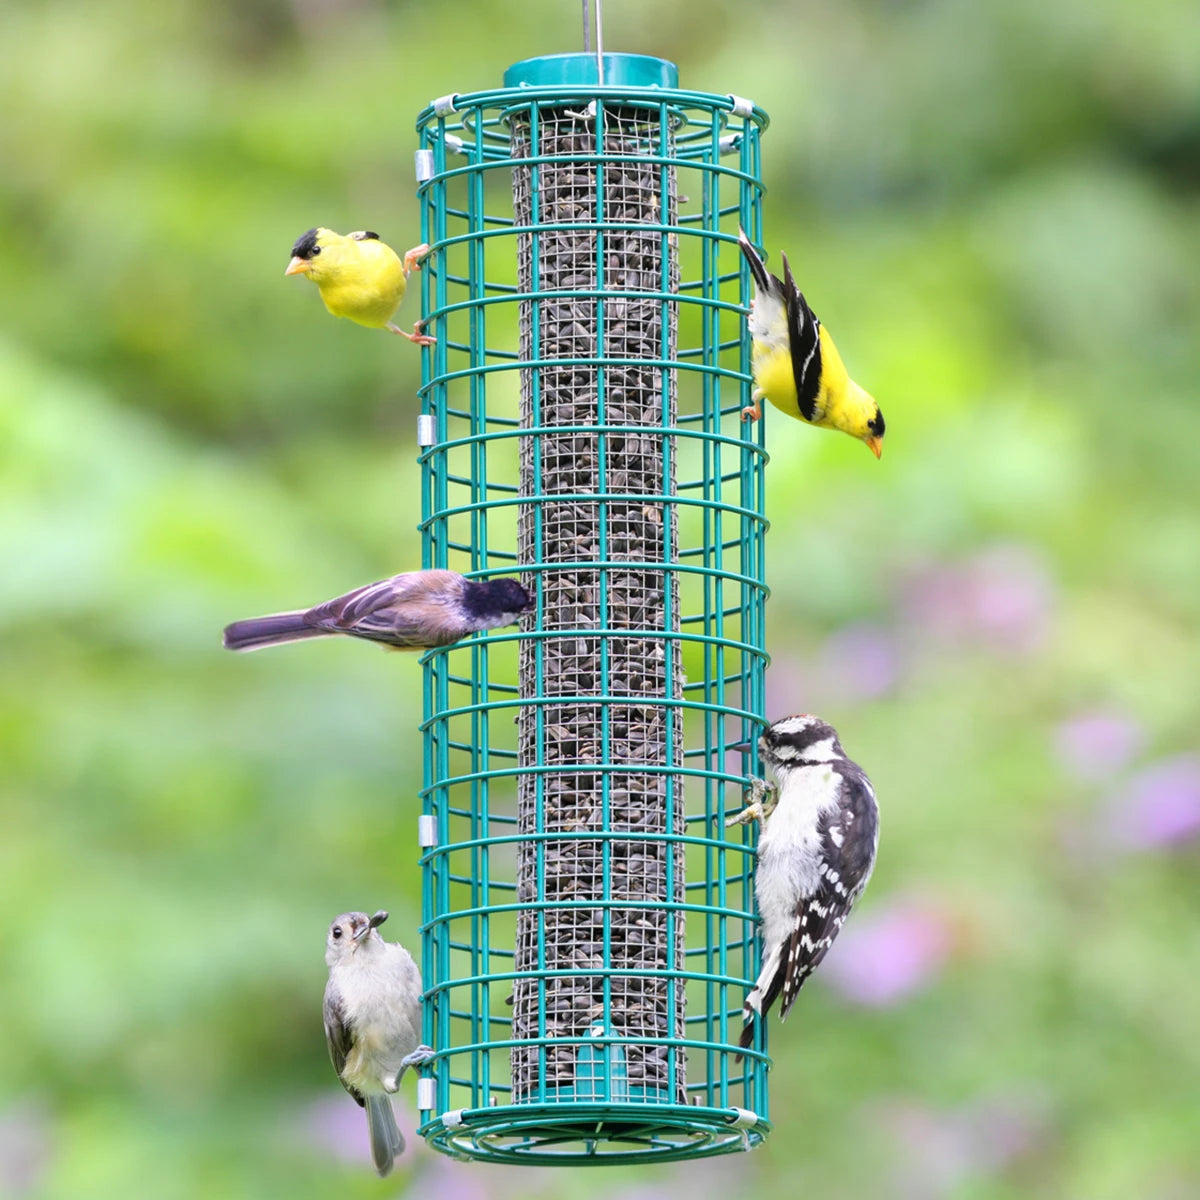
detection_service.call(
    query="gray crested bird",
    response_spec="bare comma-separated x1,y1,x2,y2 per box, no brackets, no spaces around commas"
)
323,910,432,1177
222,570,532,653
727,714,879,1051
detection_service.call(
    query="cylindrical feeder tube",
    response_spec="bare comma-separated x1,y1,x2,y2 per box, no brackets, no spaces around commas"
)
512,100,685,1103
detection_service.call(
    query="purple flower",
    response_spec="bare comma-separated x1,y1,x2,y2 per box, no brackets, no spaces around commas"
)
873,1088,1052,1197
416,1156,502,1200
964,545,1053,652
0,1099,53,1197
300,1090,417,1168
1054,710,1144,782
813,624,899,702
821,899,955,1008
899,546,1054,655
1107,755,1200,851
300,1094,369,1166
413,1155,569,1200
898,559,964,639
606,1188,682,1200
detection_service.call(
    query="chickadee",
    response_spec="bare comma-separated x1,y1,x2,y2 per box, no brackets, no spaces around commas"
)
727,714,879,1051
323,910,432,1177
285,227,435,344
222,570,532,653
737,227,885,458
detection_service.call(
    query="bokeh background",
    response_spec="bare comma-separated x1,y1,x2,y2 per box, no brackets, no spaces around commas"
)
3,0,1199,1197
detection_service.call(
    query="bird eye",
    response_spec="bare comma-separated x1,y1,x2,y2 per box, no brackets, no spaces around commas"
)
332,926,342,939
311,246,321,256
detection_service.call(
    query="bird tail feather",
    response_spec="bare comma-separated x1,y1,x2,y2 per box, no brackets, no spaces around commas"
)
222,612,326,652
366,1095,403,1177
737,943,782,1053
737,226,772,295
738,984,766,1051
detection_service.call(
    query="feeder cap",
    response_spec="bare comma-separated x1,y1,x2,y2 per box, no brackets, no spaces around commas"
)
504,53,679,90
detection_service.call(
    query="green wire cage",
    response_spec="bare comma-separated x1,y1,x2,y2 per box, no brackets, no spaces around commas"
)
413,53,772,1164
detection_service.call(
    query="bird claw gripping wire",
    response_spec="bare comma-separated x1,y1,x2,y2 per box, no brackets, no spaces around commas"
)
383,1044,436,1093
388,319,437,345
402,243,432,276
403,1043,436,1069
741,387,764,423
724,776,779,829
396,244,436,344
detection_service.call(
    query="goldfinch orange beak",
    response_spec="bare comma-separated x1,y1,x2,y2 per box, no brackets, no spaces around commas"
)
285,256,311,276
865,436,883,460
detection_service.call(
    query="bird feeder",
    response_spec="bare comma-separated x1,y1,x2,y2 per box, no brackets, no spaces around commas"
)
414,52,771,1164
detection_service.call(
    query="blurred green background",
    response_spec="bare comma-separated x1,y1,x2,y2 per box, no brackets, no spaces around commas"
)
3,0,1199,1197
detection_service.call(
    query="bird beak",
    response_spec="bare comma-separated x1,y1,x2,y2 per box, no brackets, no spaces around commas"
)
284,256,311,276
729,740,753,754
353,921,375,944
865,436,883,460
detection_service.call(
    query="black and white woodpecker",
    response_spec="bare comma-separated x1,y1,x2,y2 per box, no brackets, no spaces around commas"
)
728,714,879,1050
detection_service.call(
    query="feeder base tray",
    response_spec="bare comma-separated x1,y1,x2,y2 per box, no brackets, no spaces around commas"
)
421,1102,770,1165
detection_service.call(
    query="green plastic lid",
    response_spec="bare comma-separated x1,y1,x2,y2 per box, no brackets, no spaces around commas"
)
504,53,679,90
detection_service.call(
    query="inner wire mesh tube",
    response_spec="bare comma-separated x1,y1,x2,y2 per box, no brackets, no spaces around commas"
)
511,103,685,1103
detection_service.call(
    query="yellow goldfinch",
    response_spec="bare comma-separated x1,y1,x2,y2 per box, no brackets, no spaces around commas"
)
285,228,436,344
737,227,884,458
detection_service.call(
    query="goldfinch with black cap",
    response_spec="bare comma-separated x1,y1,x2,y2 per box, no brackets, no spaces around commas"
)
738,228,885,458
286,227,435,344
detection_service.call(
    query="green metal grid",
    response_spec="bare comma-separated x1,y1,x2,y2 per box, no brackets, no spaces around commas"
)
414,56,772,1164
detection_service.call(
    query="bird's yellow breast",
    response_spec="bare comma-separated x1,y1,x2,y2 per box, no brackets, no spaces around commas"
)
810,326,877,439
313,239,407,328
752,325,876,439
752,342,800,417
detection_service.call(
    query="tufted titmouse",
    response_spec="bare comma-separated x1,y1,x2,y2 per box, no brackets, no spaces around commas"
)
322,910,433,1176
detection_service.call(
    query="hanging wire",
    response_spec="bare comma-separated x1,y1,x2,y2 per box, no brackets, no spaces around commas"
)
582,0,591,52
594,0,604,84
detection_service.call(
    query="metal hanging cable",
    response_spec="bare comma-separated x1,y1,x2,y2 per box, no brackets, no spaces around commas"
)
594,0,605,83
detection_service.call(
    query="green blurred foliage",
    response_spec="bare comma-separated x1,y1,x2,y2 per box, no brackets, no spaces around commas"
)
2,0,1199,1197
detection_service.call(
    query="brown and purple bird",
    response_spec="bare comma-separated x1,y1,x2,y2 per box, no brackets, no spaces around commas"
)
223,569,532,653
